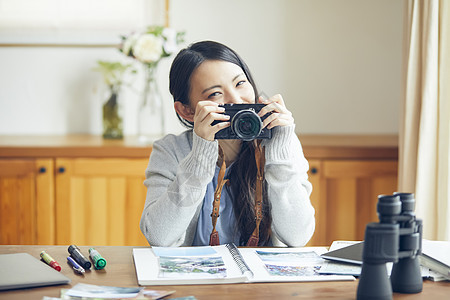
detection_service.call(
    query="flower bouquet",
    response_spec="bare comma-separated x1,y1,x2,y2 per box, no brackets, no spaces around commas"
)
120,25,184,66
119,26,185,142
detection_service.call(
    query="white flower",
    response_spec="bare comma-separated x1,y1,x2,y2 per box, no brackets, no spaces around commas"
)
122,32,140,56
162,28,177,55
119,27,184,64
133,34,164,63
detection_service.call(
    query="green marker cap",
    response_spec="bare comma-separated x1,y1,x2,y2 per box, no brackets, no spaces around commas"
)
96,257,106,269
89,248,107,270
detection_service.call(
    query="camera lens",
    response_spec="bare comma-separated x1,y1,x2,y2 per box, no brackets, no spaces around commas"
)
231,109,263,141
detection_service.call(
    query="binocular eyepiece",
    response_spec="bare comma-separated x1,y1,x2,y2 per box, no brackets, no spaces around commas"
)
377,193,415,221
356,192,423,300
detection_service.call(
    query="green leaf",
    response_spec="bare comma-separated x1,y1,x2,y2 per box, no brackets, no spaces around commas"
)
92,60,135,87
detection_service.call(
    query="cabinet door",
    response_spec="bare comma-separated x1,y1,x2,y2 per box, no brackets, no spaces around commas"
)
306,159,398,246
0,159,54,244
55,158,149,246
306,159,325,246
323,160,398,245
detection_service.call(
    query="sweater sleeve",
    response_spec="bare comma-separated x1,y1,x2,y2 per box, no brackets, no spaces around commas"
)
140,132,218,246
261,125,315,247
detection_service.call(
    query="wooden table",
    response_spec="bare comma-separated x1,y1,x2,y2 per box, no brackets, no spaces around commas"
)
0,246,449,299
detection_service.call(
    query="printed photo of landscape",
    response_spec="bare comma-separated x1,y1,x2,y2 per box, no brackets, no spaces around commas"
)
159,256,227,279
255,250,324,276
264,264,321,276
256,251,322,263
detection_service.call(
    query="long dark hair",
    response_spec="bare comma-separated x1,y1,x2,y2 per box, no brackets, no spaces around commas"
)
169,41,272,246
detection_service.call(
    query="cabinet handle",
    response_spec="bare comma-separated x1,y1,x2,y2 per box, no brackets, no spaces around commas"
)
311,167,318,174
39,167,46,173
58,167,66,173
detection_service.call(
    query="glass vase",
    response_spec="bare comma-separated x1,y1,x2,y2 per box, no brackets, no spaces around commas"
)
102,88,123,139
137,65,165,143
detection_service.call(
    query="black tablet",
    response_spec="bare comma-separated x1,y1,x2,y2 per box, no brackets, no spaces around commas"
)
321,242,364,265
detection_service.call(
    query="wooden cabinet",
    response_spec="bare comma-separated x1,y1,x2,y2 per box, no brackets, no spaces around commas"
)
307,159,398,246
0,135,398,247
0,136,152,246
301,135,399,246
0,157,149,246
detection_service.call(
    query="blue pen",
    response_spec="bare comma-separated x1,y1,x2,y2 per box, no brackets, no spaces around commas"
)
67,256,85,274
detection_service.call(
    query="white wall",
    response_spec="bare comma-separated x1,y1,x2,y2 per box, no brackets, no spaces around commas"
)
0,0,404,136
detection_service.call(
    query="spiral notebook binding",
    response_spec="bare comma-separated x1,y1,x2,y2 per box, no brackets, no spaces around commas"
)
226,243,254,278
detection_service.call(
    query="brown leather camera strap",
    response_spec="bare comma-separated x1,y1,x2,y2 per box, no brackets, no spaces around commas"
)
246,140,265,247
209,142,266,247
209,146,228,246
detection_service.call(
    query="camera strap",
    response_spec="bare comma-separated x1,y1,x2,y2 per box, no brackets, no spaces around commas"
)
209,146,228,246
209,142,265,247
246,140,265,247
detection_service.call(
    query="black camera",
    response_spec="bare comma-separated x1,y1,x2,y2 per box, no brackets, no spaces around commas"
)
213,104,272,141
357,193,423,300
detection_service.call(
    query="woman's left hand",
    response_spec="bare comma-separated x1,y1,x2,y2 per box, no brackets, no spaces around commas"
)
257,94,294,129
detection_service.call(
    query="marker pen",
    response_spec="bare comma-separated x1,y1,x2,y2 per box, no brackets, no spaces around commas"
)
68,245,91,270
67,256,85,274
40,251,61,272
89,248,107,270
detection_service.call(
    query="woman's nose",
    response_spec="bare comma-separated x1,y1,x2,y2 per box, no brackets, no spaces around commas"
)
225,90,244,104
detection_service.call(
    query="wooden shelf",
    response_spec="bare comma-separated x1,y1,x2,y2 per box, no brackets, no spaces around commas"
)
300,134,398,160
0,135,152,158
0,134,398,159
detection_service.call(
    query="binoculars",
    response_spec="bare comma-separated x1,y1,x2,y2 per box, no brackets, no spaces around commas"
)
356,192,423,300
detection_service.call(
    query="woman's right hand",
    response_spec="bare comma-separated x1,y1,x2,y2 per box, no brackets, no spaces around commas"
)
193,101,230,141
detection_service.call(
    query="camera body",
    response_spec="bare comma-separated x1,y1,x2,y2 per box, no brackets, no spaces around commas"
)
356,193,423,300
213,103,272,141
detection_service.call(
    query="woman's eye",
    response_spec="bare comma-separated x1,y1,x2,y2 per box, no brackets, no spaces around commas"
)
208,91,221,98
236,80,246,87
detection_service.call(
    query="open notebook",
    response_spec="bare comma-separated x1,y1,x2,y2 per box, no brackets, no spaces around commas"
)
133,244,355,285
0,253,71,291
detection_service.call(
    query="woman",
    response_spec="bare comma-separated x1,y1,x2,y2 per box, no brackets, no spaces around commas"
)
140,40,315,247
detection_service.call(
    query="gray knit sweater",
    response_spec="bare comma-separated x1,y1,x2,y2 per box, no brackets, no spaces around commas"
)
140,125,315,247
